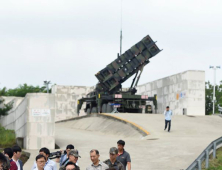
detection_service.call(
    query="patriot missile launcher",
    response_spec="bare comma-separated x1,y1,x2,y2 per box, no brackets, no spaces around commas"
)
77,35,161,114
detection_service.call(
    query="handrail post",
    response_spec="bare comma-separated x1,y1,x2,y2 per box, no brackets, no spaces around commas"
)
197,159,201,170
187,137,222,170
213,142,217,159
205,150,209,168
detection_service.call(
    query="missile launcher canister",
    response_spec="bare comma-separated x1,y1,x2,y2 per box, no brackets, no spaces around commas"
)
77,35,161,114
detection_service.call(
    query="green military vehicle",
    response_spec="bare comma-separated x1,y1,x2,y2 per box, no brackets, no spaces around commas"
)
77,35,161,114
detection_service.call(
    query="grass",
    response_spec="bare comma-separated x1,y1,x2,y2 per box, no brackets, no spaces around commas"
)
0,124,16,148
202,147,222,170
0,124,30,165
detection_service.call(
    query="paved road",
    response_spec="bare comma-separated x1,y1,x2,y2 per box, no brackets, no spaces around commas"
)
53,114,222,170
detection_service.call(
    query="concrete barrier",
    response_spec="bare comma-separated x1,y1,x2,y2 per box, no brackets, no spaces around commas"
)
51,85,94,121
137,70,205,115
0,93,55,149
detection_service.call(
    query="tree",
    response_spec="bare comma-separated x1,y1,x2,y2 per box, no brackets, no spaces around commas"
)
0,87,7,96
0,98,13,116
205,81,213,115
0,83,48,116
2,84,48,97
205,81,222,115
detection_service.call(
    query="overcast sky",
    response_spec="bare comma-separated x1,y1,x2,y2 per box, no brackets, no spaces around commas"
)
1,0,222,89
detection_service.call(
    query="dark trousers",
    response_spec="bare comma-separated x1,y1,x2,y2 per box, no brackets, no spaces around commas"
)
165,120,171,131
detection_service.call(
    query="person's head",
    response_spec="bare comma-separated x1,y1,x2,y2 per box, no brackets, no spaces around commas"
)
109,147,118,162
166,106,169,111
66,144,74,156
35,154,46,170
12,146,22,160
0,152,10,170
65,161,80,170
68,149,80,164
117,140,125,151
90,149,100,165
39,147,50,160
3,148,13,159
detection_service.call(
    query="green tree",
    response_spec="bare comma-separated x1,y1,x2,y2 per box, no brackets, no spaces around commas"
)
3,84,48,97
0,87,7,96
205,81,222,115
0,98,13,116
205,81,213,115
0,83,49,116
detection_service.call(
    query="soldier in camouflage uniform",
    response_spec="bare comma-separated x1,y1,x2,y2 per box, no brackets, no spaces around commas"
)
104,147,124,170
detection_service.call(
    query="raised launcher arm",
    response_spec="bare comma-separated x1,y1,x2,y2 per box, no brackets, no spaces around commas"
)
95,35,161,94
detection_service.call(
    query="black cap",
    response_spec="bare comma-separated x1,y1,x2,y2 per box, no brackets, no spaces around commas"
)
166,106,169,108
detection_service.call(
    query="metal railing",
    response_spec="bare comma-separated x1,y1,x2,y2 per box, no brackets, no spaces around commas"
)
186,136,222,170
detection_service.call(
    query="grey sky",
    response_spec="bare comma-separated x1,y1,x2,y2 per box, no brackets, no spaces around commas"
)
1,0,222,89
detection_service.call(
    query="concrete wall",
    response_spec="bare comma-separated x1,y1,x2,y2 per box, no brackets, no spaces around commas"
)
0,93,55,149
136,70,205,115
51,85,94,121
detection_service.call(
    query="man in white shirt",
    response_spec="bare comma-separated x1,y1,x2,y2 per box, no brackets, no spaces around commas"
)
164,106,173,132
31,147,57,170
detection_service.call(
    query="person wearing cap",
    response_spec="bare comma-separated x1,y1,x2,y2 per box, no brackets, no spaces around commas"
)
116,140,131,170
60,149,80,169
86,149,109,170
164,106,173,132
104,147,124,170
56,144,74,167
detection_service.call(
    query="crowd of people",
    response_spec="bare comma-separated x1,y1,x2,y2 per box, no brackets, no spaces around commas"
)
0,140,131,170
0,146,23,170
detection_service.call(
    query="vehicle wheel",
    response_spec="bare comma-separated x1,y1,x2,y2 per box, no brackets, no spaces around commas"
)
106,103,113,113
86,108,91,115
102,104,107,113
138,109,143,113
91,107,98,113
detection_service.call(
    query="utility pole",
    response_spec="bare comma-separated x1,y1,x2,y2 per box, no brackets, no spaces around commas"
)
209,66,220,114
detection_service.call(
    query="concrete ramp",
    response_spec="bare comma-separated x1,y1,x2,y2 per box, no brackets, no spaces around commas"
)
54,114,222,170
56,114,148,138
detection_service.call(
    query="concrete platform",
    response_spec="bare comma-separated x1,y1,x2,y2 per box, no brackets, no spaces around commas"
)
54,114,222,170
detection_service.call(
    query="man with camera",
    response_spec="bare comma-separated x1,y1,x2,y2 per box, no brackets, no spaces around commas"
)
55,144,74,167
59,149,80,170
31,147,57,170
